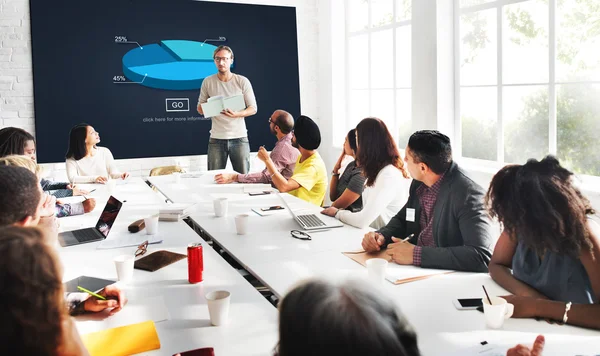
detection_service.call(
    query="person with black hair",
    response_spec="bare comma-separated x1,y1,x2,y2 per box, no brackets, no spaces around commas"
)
0,127,88,198
214,110,299,185
65,124,129,184
361,130,494,272
327,129,365,212
487,156,600,329
258,115,327,206
275,279,421,356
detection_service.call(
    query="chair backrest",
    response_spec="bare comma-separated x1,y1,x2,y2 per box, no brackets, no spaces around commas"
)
149,165,185,177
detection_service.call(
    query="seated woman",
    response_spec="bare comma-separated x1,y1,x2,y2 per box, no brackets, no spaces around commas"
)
329,129,365,212
0,225,89,355
322,118,410,229
0,127,87,198
487,156,600,328
0,155,96,217
276,279,421,356
65,124,129,184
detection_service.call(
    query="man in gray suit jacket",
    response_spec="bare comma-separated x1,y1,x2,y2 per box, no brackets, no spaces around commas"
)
361,130,494,272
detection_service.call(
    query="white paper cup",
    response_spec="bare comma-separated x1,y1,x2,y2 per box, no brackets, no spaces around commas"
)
235,214,249,235
483,296,514,329
366,258,388,284
144,214,159,235
107,179,117,195
213,198,228,217
173,172,181,184
206,290,231,326
114,254,135,283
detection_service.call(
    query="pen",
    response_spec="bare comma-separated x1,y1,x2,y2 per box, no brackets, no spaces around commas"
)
88,189,96,194
401,233,414,242
77,286,106,300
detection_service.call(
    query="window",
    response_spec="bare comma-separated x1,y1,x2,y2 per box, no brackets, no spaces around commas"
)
344,0,412,148
456,0,600,176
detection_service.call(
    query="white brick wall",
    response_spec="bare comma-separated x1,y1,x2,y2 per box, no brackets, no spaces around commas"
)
0,0,319,180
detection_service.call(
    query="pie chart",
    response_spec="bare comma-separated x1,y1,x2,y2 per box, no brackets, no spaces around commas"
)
122,40,218,90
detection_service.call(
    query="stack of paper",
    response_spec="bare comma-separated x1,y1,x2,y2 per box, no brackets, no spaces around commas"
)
159,203,195,221
97,234,163,249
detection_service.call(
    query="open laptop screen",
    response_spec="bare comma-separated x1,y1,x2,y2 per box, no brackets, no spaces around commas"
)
95,196,123,237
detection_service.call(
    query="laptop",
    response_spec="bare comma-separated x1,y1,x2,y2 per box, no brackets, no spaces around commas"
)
277,193,344,230
59,196,123,247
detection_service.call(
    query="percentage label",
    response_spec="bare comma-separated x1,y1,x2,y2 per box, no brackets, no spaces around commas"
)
113,76,126,82
114,36,128,43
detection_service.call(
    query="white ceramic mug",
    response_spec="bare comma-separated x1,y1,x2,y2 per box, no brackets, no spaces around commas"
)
235,214,249,235
366,258,388,284
206,290,231,326
213,198,228,217
483,296,514,329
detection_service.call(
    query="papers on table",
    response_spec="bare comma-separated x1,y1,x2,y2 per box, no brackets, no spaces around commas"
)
342,249,454,284
201,94,246,117
447,344,507,356
97,233,163,249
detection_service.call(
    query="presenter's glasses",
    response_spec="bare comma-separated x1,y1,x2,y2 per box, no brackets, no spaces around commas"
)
290,230,311,241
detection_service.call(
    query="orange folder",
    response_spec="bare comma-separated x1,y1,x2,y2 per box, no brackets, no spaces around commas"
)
81,320,161,356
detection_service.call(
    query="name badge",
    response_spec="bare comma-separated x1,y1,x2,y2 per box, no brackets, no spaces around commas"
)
406,208,415,222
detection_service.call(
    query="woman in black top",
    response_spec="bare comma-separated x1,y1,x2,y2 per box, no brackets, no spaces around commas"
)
329,129,366,212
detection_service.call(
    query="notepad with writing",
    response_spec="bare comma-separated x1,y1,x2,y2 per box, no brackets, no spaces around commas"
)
81,320,161,356
342,250,454,284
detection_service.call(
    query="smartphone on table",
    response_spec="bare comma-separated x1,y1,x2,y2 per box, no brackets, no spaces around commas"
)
260,205,284,211
453,298,483,310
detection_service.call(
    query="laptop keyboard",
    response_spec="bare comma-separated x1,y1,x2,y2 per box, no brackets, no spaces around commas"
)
297,214,327,228
73,229,102,242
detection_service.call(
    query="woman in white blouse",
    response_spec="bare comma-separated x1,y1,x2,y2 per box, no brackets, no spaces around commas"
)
65,124,129,183
321,118,411,229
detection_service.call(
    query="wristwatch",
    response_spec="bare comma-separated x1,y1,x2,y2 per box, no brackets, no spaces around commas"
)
331,171,340,176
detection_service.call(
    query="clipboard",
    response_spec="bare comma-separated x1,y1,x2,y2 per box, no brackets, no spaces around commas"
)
342,249,454,284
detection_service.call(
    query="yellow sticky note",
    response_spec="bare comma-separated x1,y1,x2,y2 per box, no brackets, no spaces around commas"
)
81,320,161,356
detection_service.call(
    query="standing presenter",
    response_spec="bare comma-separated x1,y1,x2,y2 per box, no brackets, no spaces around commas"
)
197,45,257,174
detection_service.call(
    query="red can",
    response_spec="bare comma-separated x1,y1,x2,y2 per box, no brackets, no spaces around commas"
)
187,243,204,283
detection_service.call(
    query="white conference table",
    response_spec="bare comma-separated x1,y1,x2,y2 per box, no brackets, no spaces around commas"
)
57,178,278,356
149,171,600,356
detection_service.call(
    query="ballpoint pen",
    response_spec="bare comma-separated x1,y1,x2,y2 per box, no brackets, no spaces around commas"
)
401,233,414,242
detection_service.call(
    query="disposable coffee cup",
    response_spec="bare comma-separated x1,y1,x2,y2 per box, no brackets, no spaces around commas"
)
107,179,117,195
206,290,231,326
114,254,135,283
144,214,159,235
213,198,228,217
366,258,388,284
235,214,249,235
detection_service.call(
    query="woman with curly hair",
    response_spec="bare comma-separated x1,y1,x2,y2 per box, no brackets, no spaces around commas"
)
0,226,89,355
487,155,600,329
321,118,411,229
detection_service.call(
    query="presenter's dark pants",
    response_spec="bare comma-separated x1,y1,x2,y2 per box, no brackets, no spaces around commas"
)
207,137,250,174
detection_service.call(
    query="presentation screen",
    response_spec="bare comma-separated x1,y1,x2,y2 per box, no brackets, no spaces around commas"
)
30,0,301,163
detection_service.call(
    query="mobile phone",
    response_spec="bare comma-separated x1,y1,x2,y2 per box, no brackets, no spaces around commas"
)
260,205,284,211
248,191,271,196
453,298,483,310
